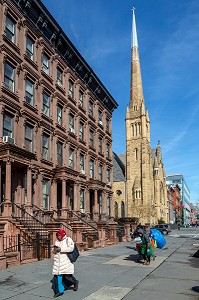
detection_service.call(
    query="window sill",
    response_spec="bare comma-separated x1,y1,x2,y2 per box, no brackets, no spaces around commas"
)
1,86,19,101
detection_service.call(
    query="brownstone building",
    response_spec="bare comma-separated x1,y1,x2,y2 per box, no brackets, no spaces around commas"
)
0,0,118,266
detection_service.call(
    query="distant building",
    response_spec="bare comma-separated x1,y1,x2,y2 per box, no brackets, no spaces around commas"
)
166,175,190,225
113,10,168,225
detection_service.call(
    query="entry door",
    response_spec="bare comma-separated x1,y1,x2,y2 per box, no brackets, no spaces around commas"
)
90,190,94,219
57,181,62,216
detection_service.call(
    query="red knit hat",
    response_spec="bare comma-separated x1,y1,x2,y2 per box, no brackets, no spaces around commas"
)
56,229,66,240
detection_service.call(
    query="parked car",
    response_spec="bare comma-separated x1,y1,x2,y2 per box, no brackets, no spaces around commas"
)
153,224,171,235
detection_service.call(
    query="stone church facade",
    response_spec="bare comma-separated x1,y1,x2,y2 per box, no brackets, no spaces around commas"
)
113,10,168,225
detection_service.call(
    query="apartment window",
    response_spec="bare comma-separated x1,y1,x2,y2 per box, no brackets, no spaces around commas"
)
5,16,15,42
57,142,63,166
3,113,13,137
99,164,103,182
26,37,34,60
107,169,110,182
80,189,84,209
4,62,15,92
99,193,102,215
42,134,50,160
89,101,93,117
42,54,49,75
80,154,84,172
57,105,62,126
98,110,102,124
79,122,84,141
106,118,109,132
69,148,74,169
69,114,74,132
79,91,83,107
57,68,63,86
99,137,102,154
25,124,33,152
107,197,111,216
68,80,74,98
25,79,34,105
90,130,94,148
43,92,50,117
42,179,50,209
106,143,110,158
89,160,94,179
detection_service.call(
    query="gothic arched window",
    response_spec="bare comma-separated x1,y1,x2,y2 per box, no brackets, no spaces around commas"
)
114,201,118,218
121,201,125,218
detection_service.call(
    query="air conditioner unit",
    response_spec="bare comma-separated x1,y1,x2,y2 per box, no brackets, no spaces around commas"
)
81,169,85,175
70,128,75,134
2,136,15,144
80,208,85,214
99,120,103,126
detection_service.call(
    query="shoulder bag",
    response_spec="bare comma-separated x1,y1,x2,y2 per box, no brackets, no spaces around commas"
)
66,243,79,263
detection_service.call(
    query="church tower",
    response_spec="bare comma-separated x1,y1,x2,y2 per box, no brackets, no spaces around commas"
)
125,9,153,224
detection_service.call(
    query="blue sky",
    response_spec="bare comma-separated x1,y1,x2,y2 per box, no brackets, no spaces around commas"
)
42,0,199,204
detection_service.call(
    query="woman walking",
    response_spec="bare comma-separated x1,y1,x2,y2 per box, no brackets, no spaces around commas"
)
52,229,79,297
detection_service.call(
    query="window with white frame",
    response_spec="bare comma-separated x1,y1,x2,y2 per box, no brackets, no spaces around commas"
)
89,101,93,117
26,37,34,60
90,129,94,148
68,80,74,98
99,164,103,181
69,148,74,169
57,142,63,166
25,79,34,105
5,16,15,42
42,134,50,160
57,68,63,86
80,154,84,172
107,196,111,216
99,193,102,214
42,54,50,75
80,189,84,209
3,113,13,137
25,124,34,152
79,121,84,141
57,104,62,126
42,179,50,209
43,92,50,117
89,160,94,179
4,62,15,92
79,90,83,107
99,137,102,154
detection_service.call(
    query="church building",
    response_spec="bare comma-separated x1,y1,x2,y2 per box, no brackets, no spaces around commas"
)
113,9,168,225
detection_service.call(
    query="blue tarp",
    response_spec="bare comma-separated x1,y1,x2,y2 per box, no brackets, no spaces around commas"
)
150,228,166,249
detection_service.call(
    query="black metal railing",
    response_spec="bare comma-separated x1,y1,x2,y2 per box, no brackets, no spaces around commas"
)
32,204,73,234
3,232,50,261
12,203,47,235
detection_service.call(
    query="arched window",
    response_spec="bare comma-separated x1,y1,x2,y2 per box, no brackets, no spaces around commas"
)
121,201,125,218
114,201,118,218
160,183,164,203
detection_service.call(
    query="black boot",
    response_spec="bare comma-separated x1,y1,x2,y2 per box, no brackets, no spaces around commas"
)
73,280,79,291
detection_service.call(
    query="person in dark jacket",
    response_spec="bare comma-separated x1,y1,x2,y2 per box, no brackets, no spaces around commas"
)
137,228,153,265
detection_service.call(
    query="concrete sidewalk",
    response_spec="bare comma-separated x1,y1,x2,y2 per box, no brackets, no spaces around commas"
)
0,229,198,300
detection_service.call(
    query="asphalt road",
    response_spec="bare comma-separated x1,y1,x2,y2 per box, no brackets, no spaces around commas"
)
0,227,198,300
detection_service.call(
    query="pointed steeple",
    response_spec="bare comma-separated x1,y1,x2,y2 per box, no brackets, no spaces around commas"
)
130,8,144,110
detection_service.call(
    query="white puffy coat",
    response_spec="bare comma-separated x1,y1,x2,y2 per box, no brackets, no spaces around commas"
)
52,236,75,275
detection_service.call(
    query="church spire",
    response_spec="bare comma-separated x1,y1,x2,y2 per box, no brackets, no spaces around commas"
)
130,8,144,109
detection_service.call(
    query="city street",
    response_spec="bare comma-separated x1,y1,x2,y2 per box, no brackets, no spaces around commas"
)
0,227,198,300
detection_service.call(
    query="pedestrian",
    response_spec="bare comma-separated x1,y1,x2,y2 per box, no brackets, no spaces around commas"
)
52,229,79,298
137,228,153,265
